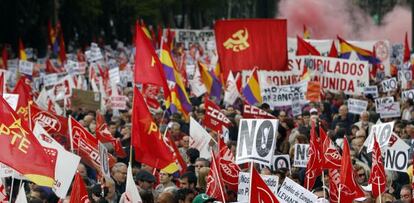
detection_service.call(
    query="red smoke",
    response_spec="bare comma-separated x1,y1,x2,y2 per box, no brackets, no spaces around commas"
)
278,0,412,43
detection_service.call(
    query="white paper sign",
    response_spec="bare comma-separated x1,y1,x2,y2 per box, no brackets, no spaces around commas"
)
277,177,318,203
364,121,395,153
99,142,111,178
109,95,128,110
271,155,291,172
236,119,278,166
43,73,59,86
384,134,410,172
109,68,120,84
364,86,378,98
260,80,308,108
19,60,34,75
375,96,394,113
401,89,414,101
348,98,368,115
291,95,302,117
3,93,19,111
293,144,309,168
381,77,398,92
379,102,401,119
237,172,279,202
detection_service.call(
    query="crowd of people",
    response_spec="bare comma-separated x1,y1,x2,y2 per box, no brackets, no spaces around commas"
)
0,26,413,203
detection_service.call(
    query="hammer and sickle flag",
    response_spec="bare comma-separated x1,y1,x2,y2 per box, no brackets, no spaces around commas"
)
0,96,55,187
215,19,288,76
131,86,178,174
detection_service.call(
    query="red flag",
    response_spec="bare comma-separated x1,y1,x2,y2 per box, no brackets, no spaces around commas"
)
131,86,178,174
204,99,231,133
13,77,33,119
95,113,127,158
304,122,322,190
69,173,89,203
296,36,320,56
217,137,240,192
404,32,411,63
320,127,341,169
215,19,288,76
59,31,67,63
29,104,68,136
368,138,386,198
339,137,365,202
0,96,55,186
242,103,276,119
70,117,116,171
249,165,279,203
329,169,340,203
328,41,338,58
134,23,170,101
206,151,227,202
142,84,161,109
45,59,62,74
165,132,187,173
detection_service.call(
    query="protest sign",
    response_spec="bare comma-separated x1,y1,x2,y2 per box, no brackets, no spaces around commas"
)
364,121,395,153
172,29,215,48
109,95,128,110
109,67,120,85
261,81,308,108
375,96,394,113
272,155,291,172
71,89,101,111
401,89,414,101
364,86,379,98
293,144,309,168
398,70,412,82
99,142,111,178
19,60,34,75
43,73,59,86
291,95,302,117
85,43,103,62
3,93,19,111
277,177,318,203
384,134,410,172
7,59,18,70
379,102,401,119
237,172,279,202
348,98,368,115
381,77,398,92
236,119,278,166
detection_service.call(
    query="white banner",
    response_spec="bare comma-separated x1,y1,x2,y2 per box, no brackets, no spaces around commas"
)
364,121,395,153
348,98,368,115
293,144,309,168
379,102,401,119
364,86,378,98
277,177,318,203
237,172,279,202
236,119,278,166
19,60,34,75
381,77,398,92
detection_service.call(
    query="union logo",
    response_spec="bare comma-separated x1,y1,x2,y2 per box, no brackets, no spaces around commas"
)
223,28,249,52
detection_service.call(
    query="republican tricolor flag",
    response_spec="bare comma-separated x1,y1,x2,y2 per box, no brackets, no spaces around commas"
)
241,68,262,105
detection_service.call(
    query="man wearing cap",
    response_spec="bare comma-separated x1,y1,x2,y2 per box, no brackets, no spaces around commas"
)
154,170,177,198
192,193,215,203
136,169,156,193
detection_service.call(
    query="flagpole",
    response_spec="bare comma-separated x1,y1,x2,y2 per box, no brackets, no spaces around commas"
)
28,102,32,130
306,176,309,190
378,178,382,203
248,162,254,203
338,185,341,203
321,172,326,200
9,177,14,202
68,116,74,153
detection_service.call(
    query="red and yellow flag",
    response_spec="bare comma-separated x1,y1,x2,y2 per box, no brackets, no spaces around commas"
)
0,96,55,186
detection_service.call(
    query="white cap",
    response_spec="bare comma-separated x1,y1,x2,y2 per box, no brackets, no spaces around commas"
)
310,108,318,114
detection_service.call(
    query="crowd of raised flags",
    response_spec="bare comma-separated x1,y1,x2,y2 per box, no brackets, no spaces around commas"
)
0,18,412,203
